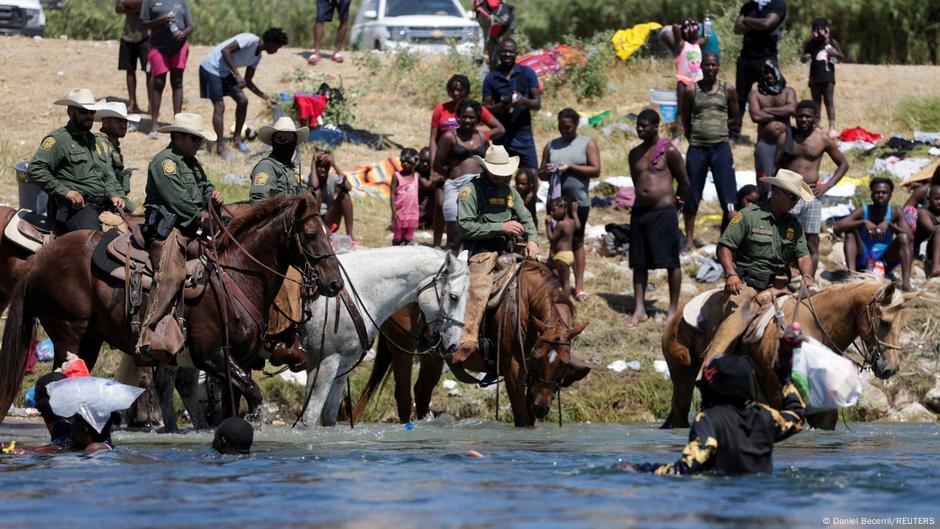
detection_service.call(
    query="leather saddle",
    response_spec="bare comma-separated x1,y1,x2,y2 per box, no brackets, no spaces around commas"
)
92,228,207,295
3,209,53,252
486,253,522,310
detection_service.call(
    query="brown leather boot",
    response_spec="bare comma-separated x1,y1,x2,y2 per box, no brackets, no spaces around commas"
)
267,328,307,372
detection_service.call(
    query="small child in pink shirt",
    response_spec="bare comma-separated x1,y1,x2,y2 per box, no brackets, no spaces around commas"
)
390,148,420,245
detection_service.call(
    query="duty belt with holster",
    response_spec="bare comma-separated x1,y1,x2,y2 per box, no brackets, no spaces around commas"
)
52,194,107,222
144,205,178,240
735,266,789,291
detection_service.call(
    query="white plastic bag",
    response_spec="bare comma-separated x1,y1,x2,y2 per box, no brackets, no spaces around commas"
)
791,337,862,413
47,376,145,433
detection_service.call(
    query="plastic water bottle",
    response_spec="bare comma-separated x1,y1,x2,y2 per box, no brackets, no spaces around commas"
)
703,16,713,39
873,260,886,280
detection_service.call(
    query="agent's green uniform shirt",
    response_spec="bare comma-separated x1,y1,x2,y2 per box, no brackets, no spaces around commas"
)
97,133,136,211
457,176,538,242
144,144,214,229
28,123,124,200
249,156,303,203
719,202,809,278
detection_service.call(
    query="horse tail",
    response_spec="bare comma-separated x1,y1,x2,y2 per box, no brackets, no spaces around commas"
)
351,332,393,423
0,278,35,423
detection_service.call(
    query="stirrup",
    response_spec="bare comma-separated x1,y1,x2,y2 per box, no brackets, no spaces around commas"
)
132,345,159,367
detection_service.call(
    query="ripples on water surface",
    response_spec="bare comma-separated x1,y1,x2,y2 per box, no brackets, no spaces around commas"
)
0,420,937,529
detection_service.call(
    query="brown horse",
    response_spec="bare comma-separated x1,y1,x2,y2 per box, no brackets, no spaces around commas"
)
662,279,916,430
0,194,343,421
355,259,591,427
0,205,38,313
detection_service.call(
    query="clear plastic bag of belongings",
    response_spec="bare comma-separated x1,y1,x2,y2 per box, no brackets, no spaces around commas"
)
47,377,145,433
791,337,862,413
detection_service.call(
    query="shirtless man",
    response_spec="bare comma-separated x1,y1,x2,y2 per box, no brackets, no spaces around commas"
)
748,59,795,193
627,109,690,326
775,100,849,275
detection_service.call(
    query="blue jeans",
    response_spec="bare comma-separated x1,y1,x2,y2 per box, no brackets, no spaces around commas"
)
683,142,736,218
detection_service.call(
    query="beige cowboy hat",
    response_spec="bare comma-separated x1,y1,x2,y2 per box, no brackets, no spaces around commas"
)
258,116,309,145
157,112,217,142
901,159,940,187
53,88,101,111
760,169,815,202
93,99,141,123
474,144,520,177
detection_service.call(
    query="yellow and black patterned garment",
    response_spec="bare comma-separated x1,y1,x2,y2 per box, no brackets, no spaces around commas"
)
635,382,806,475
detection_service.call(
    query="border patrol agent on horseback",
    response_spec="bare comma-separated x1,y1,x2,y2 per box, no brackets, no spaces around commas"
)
248,117,310,369
95,100,141,214
705,169,814,362
28,89,126,235
451,145,539,365
136,113,223,363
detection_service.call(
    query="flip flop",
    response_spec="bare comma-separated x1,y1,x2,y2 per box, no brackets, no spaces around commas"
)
147,130,160,140
331,52,345,63
575,291,590,302
236,142,250,153
307,54,321,66
624,315,649,328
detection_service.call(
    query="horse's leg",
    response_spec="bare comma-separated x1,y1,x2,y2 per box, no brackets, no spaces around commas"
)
203,374,226,427
320,375,346,427
503,357,533,427
662,318,699,429
77,333,105,372
154,366,179,433
807,411,838,430
175,367,210,430
391,345,414,423
299,354,342,427
201,347,263,420
414,355,444,420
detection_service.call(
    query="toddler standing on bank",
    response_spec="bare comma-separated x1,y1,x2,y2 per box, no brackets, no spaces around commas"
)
390,148,420,245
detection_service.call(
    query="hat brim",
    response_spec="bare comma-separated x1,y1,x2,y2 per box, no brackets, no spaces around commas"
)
901,159,940,187
54,99,100,111
474,154,520,177
157,124,218,142
759,176,815,202
95,110,141,123
258,125,309,145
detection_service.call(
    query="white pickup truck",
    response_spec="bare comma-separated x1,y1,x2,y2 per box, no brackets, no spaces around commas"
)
0,0,45,37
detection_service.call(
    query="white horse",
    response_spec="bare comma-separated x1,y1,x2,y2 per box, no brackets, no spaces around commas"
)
299,246,469,427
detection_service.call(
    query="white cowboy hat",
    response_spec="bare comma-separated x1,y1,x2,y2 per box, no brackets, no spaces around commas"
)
258,116,309,145
474,144,520,177
94,99,141,123
53,88,100,111
157,112,217,142
760,169,815,202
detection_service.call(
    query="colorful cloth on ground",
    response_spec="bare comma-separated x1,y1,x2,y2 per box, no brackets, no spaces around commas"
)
294,94,328,127
516,44,585,82
611,22,663,61
837,127,883,143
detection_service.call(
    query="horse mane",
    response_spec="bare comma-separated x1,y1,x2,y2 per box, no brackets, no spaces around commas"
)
216,194,304,250
523,259,575,321
812,272,906,308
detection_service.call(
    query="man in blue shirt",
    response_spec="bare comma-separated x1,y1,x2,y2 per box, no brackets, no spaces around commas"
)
483,38,541,184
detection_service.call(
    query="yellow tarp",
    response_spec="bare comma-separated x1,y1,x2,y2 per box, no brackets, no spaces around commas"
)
611,22,663,61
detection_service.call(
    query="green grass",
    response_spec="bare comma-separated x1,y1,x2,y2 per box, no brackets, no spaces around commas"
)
896,96,940,132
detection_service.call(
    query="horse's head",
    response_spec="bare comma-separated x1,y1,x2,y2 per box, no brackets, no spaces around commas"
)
290,193,343,297
526,316,590,419
856,282,917,379
417,250,469,358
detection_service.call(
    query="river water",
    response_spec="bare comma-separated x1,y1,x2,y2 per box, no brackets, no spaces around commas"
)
0,419,937,529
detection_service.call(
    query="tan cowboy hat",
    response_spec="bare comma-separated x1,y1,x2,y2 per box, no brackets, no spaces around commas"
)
93,99,141,123
157,113,217,142
258,117,309,145
474,144,520,177
53,88,100,111
901,159,940,187
760,169,815,202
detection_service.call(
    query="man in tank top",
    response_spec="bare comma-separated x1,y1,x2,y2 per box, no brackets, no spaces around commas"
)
680,52,740,249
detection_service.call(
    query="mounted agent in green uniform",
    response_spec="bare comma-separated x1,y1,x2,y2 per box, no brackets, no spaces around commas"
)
28,89,126,234
95,100,142,213
704,169,814,364
248,117,310,370
451,145,539,364
136,113,223,363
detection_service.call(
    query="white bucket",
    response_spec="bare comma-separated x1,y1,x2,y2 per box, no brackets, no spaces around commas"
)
650,89,678,123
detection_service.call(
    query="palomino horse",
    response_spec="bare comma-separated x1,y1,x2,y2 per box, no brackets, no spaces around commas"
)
662,279,916,430
298,246,469,427
357,259,591,427
0,194,343,421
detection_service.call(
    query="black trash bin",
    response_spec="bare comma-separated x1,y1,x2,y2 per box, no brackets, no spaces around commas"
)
15,161,47,214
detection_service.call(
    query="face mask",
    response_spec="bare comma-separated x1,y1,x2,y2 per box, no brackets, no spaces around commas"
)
272,141,297,161
757,60,786,96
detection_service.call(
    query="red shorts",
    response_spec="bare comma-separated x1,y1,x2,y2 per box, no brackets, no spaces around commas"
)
148,41,189,76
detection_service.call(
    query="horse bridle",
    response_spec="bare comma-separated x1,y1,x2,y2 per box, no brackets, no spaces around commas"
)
804,292,898,372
